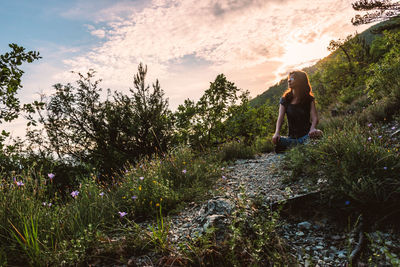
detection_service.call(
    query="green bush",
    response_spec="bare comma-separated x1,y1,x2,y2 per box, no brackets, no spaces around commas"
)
217,140,256,162
254,136,275,154
284,122,400,213
357,94,400,124
115,146,222,218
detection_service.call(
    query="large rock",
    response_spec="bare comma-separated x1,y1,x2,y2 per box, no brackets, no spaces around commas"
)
195,197,233,237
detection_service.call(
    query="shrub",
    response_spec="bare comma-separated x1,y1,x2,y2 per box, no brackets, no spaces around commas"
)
217,140,255,162
284,122,400,215
253,136,275,154
114,146,222,219
357,95,400,124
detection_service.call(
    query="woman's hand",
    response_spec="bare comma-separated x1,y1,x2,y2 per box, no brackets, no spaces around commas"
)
272,133,280,144
309,128,323,139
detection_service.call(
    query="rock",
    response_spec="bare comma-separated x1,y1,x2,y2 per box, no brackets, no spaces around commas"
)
337,250,347,259
296,231,305,237
198,197,233,218
202,214,226,232
298,221,312,230
332,235,343,240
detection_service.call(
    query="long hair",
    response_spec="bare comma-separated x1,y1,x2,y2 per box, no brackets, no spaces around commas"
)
282,70,314,104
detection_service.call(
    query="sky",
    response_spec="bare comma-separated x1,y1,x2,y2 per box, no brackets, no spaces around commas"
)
1,0,371,138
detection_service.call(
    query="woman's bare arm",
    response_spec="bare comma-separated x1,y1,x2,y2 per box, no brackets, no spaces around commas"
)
272,104,286,144
309,101,322,138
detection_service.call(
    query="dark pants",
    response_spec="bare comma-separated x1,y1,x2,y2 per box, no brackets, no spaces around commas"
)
275,134,309,153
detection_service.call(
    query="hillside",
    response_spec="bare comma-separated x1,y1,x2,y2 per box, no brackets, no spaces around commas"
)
249,18,400,108
1,13,400,267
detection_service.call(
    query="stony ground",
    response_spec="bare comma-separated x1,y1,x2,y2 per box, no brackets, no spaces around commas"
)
133,120,400,266
167,153,356,266
167,151,399,266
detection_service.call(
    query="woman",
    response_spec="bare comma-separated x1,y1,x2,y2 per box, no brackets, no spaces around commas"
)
272,70,322,152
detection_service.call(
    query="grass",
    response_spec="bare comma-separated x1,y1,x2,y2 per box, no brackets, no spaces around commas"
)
283,119,400,219
178,192,293,266
1,142,278,266
0,145,227,265
2,101,398,265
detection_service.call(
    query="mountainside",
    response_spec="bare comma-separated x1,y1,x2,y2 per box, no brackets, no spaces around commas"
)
249,18,400,108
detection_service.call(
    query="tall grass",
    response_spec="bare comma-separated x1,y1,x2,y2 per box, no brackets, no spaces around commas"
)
0,146,224,265
284,120,400,216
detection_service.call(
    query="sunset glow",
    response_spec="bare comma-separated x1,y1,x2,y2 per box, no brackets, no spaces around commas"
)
1,0,372,137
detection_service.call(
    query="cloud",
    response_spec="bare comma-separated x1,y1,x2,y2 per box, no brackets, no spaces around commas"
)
61,0,149,22
90,29,106,38
61,0,371,109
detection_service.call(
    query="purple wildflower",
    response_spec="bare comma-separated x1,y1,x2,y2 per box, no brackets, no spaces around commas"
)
367,123,372,127
42,202,52,207
71,190,79,198
118,211,127,217
48,173,55,180
383,167,388,170
16,181,24,187
378,135,382,139
368,137,372,141
139,176,144,180
182,169,187,174
345,200,350,205
392,126,396,130
132,195,138,200
222,175,226,179
99,192,105,196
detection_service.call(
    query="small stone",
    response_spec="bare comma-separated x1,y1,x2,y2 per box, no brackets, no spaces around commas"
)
296,231,305,237
315,245,324,250
331,235,342,240
337,250,347,259
297,221,312,230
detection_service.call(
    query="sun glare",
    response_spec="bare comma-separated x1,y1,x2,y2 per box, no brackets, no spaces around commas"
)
274,34,335,79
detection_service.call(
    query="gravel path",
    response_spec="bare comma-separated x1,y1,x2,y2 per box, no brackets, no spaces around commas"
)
166,152,400,266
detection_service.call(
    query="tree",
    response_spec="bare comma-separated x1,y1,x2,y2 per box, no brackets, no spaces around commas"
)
113,63,173,158
39,64,173,179
0,44,41,147
0,44,41,123
224,95,277,144
351,0,400,25
173,74,243,149
323,33,373,104
197,74,240,147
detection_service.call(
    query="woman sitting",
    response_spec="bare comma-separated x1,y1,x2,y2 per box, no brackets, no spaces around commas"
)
272,70,322,153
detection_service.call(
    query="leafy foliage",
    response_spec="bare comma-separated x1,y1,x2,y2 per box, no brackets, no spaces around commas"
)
0,44,41,124
365,29,400,101
352,0,400,25
174,74,247,149
38,64,172,179
284,122,400,216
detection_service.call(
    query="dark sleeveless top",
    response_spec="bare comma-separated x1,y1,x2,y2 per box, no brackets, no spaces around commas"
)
280,96,314,138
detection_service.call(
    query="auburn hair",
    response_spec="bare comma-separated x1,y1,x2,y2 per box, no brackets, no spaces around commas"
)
282,70,314,104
